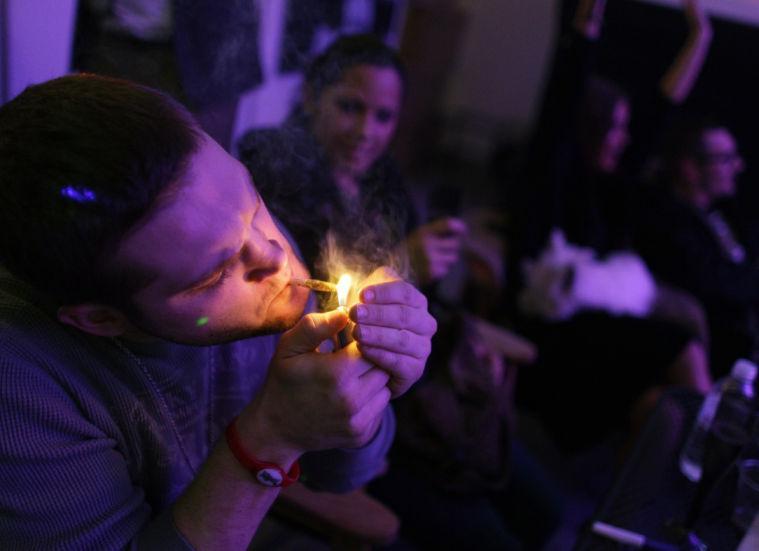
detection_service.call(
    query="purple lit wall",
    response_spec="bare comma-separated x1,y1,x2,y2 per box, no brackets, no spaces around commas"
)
636,0,759,27
0,0,77,104
0,0,6,103
0,0,405,145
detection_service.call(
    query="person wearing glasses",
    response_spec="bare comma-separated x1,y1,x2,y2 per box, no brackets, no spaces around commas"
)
635,119,758,378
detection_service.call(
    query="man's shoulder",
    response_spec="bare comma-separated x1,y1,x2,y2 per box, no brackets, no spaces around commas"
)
0,271,134,395
0,271,70,355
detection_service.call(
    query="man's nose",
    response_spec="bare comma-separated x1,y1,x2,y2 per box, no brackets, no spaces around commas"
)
242,239,287,282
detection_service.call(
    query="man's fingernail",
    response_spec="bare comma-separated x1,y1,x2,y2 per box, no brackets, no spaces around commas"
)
363,289,375,302
357,305,368,320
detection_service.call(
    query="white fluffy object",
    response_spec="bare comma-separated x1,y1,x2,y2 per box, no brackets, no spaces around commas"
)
519,229,656,321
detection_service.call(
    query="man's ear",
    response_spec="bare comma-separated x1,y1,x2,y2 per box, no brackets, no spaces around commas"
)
57,304,132,337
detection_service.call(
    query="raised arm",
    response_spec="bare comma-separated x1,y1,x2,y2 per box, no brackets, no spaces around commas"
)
659,0,713,105
573,0,607,40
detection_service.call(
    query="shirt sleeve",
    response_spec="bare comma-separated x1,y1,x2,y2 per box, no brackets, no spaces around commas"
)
298,406,396,493
0,346,193,550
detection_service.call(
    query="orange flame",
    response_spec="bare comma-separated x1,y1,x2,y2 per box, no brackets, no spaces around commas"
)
336,274,352,308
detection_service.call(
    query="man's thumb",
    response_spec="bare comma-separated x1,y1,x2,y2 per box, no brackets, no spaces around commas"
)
279,310,349,357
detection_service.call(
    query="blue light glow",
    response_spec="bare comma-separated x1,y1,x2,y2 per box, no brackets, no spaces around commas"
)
60,186,97,203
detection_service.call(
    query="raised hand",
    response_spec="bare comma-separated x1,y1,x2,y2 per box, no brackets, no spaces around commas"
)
660,0,713,104
684,0,712,39
349,267,437,398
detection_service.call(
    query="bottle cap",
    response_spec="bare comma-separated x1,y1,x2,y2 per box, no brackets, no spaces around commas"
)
732,359,758,382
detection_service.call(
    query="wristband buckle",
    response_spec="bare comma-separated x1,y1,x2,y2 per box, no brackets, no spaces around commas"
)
225,417,301,488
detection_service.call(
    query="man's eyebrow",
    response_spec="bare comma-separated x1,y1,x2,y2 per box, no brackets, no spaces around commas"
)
184,247,242,291
182,168,259,291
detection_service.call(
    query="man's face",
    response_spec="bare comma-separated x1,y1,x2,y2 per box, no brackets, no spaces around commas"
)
308,64,402,177
696,128,744,201
114,135,310,344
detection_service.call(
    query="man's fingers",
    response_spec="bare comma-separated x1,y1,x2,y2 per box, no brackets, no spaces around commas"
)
349,304,437,336
360,280,427,308
279,310,349,358
348,386,392,443
353,324,431,359
356,345,425,398
332,342,376,378
355,368,391,402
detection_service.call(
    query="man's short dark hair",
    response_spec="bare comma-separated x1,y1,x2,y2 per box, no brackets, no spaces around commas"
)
0,74,200,307
659,115,726,183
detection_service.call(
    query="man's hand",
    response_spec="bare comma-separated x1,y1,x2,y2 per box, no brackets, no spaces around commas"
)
349,267,437,398
175,309,394,549
238,309,392,461
406,217,467,284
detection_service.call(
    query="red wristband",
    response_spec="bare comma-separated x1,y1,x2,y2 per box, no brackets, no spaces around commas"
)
225,416,300,488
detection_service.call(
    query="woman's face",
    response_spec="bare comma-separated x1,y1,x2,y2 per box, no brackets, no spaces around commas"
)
595,99,631,174
308,64,403,178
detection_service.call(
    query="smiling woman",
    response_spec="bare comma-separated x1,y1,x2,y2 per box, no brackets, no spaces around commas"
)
306,64,402,196
238,34,412,282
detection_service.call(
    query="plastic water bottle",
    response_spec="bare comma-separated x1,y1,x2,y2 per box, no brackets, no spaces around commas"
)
679,359,757,482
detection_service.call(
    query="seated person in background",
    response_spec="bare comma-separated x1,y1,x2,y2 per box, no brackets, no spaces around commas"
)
369,309,564,550
0,74,436,549
635,119,758,378
240,33,561,549
510,0,713,451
